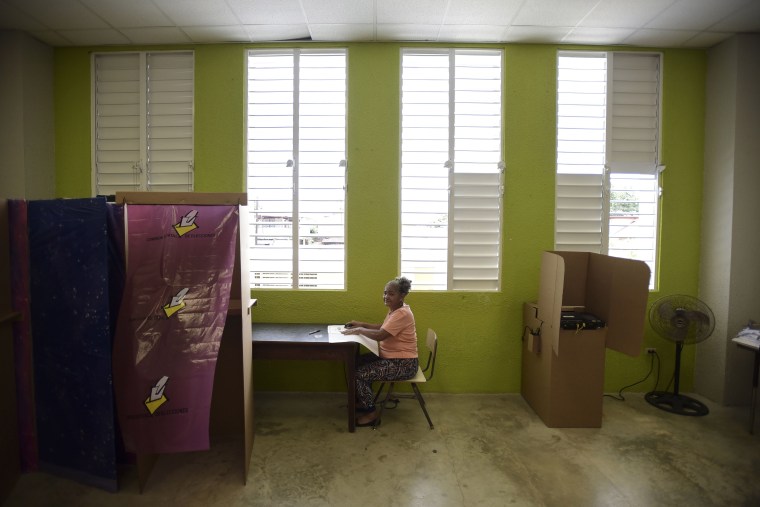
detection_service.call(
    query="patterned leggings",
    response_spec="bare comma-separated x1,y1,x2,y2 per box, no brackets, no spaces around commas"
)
355,354,419,410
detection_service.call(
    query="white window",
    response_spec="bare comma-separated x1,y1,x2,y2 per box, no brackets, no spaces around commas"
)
400,49,504,291
556,51,661,287
92,51,194,196
246,49,347,289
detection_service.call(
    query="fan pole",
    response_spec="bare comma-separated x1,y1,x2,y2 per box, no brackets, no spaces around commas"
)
673,341,683,394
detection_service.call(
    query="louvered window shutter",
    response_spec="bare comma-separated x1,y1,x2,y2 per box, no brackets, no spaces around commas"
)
401,49,503,291
607,53,661,175
93,53,142,195
146,52,194,191
556,53,606,253
451,172,503,290
93,51,194,196
555,172,604,253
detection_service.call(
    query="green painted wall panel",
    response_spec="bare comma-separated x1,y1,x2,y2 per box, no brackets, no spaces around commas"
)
55,47,91,197
194,45,246,193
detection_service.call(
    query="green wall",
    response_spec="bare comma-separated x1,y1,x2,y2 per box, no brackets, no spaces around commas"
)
54,43,706,394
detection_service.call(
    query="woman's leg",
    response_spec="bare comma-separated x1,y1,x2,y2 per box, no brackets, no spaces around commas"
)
355,357,419,423
355,354,380,411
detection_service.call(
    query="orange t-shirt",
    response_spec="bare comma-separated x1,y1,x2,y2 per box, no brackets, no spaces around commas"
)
379,304,418,359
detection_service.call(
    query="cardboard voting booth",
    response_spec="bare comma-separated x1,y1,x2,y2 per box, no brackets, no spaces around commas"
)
521,251,650,427
114,192,254,492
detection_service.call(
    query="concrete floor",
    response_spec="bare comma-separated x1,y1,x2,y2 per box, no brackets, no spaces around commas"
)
5,392,760,507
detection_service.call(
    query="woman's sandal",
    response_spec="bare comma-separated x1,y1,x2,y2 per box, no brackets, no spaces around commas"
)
356,417,380,427
356,409,381,427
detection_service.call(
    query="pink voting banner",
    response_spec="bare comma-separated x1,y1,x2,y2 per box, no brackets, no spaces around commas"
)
113,204,239,454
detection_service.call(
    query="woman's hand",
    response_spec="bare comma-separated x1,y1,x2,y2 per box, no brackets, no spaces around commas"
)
342,320,360,334
341,325,358,335
341,320,382,335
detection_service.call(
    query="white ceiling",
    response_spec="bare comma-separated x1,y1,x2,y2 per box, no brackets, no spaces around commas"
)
1,0,759,49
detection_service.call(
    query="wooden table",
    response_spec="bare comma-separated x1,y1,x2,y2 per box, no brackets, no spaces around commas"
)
252,323,358,432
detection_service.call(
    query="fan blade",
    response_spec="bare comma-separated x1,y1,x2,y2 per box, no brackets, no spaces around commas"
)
657,300,674,321
684,310,709,325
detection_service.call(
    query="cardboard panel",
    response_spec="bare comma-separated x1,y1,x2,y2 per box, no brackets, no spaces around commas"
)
537,253,558,325
209,207,255,482
237,212,255,483
604,259,651,356
547,330,606,427
543,251,650,357
553,251,590,307
584,253,650,356
537,252,565,355
583,253,614,322
210,319,244,435
520,307,551,423
523,302,542,354
521,301,607,428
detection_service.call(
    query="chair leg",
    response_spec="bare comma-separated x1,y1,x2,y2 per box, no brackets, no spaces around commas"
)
411,383,434,429
373,382,387,405
373,382,395,429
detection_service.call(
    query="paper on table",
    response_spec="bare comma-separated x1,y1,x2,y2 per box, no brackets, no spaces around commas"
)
328,325,379,356
732,327,760,351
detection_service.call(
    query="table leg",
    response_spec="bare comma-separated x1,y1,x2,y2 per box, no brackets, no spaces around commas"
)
751,351,759,435
347,348,356,432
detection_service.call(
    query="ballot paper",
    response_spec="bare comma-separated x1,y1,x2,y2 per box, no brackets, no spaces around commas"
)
328,325,379,356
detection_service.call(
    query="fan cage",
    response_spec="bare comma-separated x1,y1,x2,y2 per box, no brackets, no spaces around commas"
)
648,294,715,345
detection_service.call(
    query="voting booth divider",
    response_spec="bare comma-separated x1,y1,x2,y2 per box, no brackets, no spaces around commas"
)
114,192,254,492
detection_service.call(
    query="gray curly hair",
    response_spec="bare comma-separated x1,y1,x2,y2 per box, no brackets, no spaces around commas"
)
392,276,412,296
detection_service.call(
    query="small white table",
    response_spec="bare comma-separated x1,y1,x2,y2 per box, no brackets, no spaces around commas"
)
732,332,760,434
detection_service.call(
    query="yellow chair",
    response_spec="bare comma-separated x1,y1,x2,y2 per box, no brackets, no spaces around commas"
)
373,328,438,429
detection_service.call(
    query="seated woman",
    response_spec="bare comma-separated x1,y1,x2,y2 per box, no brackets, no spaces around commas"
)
341,276,419,427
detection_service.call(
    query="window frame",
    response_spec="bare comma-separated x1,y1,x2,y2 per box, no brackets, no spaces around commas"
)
245,48,348,290
555,50,662,289
91,50,195,197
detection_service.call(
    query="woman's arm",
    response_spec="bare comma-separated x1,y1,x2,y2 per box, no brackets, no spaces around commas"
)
342,322,392,342
345,320,381,330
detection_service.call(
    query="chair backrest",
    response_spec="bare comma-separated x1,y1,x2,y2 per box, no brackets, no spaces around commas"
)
421,328,438,381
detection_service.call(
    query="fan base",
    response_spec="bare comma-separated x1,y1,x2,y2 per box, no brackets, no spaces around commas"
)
645,391,709,416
